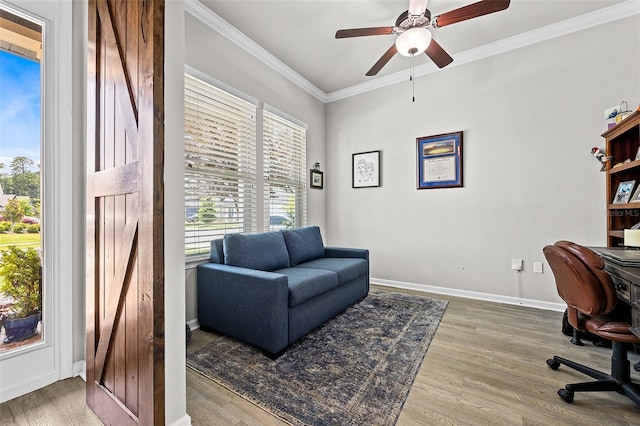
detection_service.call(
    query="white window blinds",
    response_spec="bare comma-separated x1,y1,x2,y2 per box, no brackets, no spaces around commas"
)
263,108,307,231
184,73,257,257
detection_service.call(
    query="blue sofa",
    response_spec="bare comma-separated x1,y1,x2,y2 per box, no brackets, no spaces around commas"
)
197,226,369,356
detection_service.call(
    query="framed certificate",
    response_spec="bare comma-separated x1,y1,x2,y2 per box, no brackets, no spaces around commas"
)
417,131,463,189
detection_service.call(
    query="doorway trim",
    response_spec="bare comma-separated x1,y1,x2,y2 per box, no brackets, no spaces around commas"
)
0,0,74,403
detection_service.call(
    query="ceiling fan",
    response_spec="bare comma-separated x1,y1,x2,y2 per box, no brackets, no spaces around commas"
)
335,0,510,76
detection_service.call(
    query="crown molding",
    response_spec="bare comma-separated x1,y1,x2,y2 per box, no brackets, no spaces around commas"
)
184,0,328,102
185,0,639,104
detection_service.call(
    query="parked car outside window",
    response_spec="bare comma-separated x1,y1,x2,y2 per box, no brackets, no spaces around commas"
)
269,215,288,230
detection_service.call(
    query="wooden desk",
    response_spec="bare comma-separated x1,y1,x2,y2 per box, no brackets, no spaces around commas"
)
603,260,640,338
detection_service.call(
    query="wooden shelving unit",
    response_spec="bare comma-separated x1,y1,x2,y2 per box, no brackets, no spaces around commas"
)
603,110,640,247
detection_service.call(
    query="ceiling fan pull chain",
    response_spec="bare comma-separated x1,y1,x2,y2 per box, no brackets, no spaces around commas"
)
410,54,415,103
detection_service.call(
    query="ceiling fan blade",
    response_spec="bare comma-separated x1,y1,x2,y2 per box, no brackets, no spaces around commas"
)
425,38,453,68
335,27,394,38
434,0,510,28
408,0,429,15
366,44,398,76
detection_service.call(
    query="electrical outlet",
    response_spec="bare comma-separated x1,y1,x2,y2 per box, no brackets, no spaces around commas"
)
511,259,523,271
533,262,543,274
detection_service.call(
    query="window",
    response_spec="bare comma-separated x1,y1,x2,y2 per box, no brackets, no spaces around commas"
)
0,8,43,352
184,73,257,257
263,108,307,231
184,72,308,257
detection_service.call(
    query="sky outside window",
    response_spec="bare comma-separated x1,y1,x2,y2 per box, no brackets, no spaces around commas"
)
0,50,41,172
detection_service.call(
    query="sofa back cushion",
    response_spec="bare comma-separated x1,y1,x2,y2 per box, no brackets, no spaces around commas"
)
282,226,325,266
223,232,290,271
210,239,224,264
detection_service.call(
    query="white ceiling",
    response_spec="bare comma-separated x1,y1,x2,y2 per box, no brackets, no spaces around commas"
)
196,0,632,95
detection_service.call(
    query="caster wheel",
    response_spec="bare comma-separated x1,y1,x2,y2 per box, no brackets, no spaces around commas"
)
558,388,574,403
547,359,560,370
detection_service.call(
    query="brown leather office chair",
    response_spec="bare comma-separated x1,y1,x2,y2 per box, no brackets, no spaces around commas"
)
543,240,640,405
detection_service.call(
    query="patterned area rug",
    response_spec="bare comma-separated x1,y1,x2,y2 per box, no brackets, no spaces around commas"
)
186,292,448,425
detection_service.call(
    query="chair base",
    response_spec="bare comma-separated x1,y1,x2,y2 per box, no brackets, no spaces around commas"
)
547,341,640,406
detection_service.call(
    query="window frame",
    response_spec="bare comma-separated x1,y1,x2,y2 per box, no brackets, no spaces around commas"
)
184,70,258,258
184,67,308,259
0,0,74,400
262,104,308,232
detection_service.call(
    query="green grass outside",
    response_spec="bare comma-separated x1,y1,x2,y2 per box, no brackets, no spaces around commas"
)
0,233,41,251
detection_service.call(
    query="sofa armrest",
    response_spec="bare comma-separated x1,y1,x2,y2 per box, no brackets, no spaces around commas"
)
324,247,370,292
324,247,369,261
197,263,288,354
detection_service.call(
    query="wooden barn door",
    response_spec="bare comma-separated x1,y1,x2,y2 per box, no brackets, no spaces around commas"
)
86,0,165,424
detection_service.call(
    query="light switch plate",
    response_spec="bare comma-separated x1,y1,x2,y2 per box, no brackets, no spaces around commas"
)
533,262,543,274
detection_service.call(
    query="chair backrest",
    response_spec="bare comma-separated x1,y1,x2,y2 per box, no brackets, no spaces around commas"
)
543,242,618,324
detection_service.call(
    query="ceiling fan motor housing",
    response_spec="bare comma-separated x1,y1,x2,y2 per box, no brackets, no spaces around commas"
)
395,9,431,31
335,1,511,75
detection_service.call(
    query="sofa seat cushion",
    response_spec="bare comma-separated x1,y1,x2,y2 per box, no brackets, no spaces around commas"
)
281,226,325,266
296,257,368,285
223,232,290,271
274,267,339,307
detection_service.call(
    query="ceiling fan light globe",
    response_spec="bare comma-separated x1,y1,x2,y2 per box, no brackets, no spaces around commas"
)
395,27,432,57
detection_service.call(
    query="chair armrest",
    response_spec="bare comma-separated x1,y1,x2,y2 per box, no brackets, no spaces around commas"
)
197,263,288,354
324,247,369,261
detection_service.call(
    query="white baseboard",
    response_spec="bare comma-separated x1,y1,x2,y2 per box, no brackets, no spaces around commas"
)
73,360,86,381
372,278,566,312
168,413,192,426
0,371,59,403
186,319,200,331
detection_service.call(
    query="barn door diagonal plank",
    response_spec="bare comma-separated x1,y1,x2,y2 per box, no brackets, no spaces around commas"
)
94,218,138,382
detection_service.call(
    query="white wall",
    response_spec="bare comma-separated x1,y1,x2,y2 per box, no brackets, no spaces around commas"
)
165,2,190,425
183,12,327,324
325,16,640,305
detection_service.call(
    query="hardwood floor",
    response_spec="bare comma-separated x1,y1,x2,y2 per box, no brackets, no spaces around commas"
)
0,376,102,425
2,285,639,425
